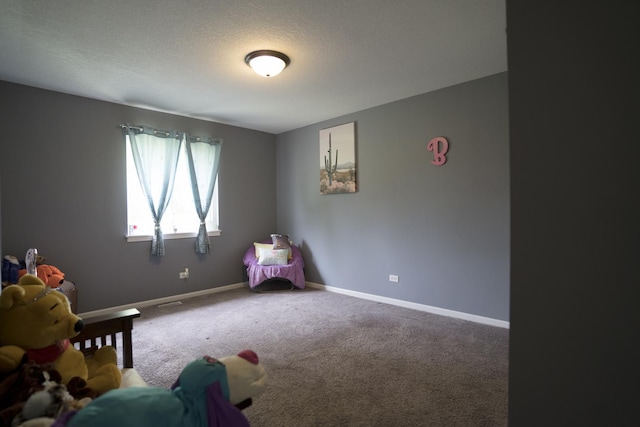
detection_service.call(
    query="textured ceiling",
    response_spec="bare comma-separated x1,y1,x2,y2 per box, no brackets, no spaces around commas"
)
0,0,507,134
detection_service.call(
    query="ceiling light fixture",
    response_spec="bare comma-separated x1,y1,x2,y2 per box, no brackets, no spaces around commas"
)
245,50,290,78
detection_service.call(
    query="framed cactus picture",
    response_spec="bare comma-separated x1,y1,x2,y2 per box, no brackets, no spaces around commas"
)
319,122,357,194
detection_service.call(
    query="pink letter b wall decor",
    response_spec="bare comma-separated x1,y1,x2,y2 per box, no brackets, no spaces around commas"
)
427,137,449,166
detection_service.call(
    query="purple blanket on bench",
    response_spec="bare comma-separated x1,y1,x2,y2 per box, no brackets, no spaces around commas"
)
242,244,305,289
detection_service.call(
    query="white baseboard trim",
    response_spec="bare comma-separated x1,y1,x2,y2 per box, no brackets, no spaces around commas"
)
79,282,247,318
80,281,509,329
306,282,510,329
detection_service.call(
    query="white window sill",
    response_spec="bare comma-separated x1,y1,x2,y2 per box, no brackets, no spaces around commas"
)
125,230,221,243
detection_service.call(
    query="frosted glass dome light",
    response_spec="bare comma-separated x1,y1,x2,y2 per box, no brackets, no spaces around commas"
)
245,50,290,78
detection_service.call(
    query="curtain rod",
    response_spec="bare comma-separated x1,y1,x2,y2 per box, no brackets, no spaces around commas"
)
119,124,220,143
119,124,143,132
119,124,172,137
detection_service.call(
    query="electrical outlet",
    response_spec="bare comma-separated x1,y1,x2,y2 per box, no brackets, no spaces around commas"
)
389,274,399,283
179,268,189,279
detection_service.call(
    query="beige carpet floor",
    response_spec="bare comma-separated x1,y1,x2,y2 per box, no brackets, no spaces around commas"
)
128,286,509,427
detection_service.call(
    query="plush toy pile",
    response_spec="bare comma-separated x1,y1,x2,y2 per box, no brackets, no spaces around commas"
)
57,350,267,427
2,350,266,427
2,254,65,288
0,275,122,395
0,275,268,427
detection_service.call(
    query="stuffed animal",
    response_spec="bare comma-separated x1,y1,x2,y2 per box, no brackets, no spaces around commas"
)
56,350,267,427
0,360,63,426
2,362,94,427
11,370,93,427
2,255,20,284
18,265,65,288
0,275,121,395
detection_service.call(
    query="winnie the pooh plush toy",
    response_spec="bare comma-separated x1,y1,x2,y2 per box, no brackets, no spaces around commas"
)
0,274,121,395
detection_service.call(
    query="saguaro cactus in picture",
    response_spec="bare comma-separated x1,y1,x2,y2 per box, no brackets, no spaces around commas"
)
324,133,338,186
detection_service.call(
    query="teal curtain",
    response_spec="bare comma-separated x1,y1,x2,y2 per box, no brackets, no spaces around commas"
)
185,135,222,254
127,126,183,256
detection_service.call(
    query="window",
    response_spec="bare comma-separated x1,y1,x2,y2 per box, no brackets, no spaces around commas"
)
125,135,220,241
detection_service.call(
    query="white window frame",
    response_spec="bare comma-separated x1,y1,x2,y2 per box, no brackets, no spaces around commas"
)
124,135,221,243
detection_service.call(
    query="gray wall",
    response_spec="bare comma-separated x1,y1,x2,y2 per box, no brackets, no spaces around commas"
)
276,73,510,321
0,156,2,276
1,74,510,322
0,81,277,311
507,1,639,425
